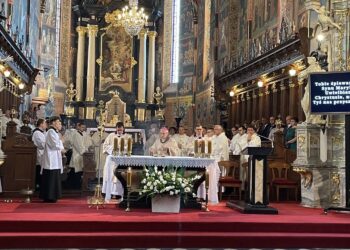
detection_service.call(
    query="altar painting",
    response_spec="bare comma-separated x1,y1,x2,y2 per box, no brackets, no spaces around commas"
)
180,38,195,74
218,0,229,60
41,0,57,68
100,26,133,93
28,0,40,67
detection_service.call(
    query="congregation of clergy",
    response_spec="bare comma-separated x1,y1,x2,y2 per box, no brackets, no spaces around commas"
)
1,111,298,203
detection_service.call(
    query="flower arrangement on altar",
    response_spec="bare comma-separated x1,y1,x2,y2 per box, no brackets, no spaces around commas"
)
140,166,202,199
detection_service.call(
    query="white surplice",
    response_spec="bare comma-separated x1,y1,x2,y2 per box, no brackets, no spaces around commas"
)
32,128,46,165
42,128,64,173
70,130,88,172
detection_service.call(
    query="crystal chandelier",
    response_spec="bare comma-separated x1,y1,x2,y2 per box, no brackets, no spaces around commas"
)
118,0,148,37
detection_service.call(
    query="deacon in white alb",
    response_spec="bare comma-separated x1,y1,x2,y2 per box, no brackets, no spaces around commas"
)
102,122,132,200
70,122,89,174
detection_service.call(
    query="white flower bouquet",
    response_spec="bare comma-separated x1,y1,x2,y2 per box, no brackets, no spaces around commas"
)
140,166,202,199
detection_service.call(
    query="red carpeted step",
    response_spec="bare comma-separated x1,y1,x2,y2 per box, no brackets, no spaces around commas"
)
1,220,350,234
1,231,350,248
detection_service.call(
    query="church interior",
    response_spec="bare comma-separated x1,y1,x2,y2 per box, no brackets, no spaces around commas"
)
0,0,350,249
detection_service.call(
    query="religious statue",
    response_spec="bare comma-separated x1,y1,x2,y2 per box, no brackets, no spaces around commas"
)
65,83,77,102
153,87,164,105
299,57,325,124
103,90,132,127
123,113,132,127
312,5,341,32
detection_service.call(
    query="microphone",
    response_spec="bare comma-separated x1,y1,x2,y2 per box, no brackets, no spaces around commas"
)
257,134,274,148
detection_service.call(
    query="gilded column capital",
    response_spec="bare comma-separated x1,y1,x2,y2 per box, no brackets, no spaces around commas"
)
138,29,148,38
148,31,157,38
87,24,99,37
76,26,87,35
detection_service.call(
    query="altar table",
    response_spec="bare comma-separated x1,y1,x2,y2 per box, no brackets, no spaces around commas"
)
102,155,221,204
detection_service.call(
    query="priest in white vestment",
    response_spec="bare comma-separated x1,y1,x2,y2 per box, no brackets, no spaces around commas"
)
211,125,229,161
172,126,190,156
230,126,246,155
102,122,132,200
149,127,180,156
188,125,208,155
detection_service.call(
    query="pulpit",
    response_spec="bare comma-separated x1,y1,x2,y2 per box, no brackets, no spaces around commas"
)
227,147,278,214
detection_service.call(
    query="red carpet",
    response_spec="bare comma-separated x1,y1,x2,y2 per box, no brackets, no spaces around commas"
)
0,197,350,248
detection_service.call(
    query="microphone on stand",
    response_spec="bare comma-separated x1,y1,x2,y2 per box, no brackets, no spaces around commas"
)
257,134,274,148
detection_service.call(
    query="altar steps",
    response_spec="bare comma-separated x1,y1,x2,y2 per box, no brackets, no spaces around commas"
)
1,231,350,248
0,199,349,248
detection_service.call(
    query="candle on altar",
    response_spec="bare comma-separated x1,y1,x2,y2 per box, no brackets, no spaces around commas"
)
201,140,205,154
113,137,119,153
194,140,199,154
127,167,132,187
205,169,210,188
120,138,125,154
127,137,132,155
207,140,212,155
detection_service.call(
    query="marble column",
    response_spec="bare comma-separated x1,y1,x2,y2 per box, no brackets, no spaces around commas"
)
147,31,157,104
75,26,86,101
137,29,148,103
85,24,98,102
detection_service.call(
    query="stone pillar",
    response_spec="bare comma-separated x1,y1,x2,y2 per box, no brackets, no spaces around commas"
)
75,26,86,101
85,24,98,102
137,29,148,103
147,31,157,104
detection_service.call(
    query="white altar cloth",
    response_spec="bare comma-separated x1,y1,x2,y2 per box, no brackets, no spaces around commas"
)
102,155,221,204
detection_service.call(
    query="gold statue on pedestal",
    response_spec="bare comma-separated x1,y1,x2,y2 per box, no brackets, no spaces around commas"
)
153,87,165,120
65,83,77,102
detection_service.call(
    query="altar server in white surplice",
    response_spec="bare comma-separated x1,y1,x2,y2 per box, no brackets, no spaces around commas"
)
149,127,180,156
32,118,47,191
172,126,190,156
102,122,132,200
40,116,65,203
70,123,89,174
211,125,229,161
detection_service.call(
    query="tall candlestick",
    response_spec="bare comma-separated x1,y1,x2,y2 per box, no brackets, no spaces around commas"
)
113,137,119,153
205,169,210,189
207,140,212,155
127,137,132,156
127,167,132,187
194,140,199,155
120,138,125,154
201,140,205,155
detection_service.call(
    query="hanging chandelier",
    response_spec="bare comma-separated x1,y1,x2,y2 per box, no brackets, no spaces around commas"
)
117,0,148,37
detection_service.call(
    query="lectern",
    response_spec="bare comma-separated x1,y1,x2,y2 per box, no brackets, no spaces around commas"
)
227,147,278,214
